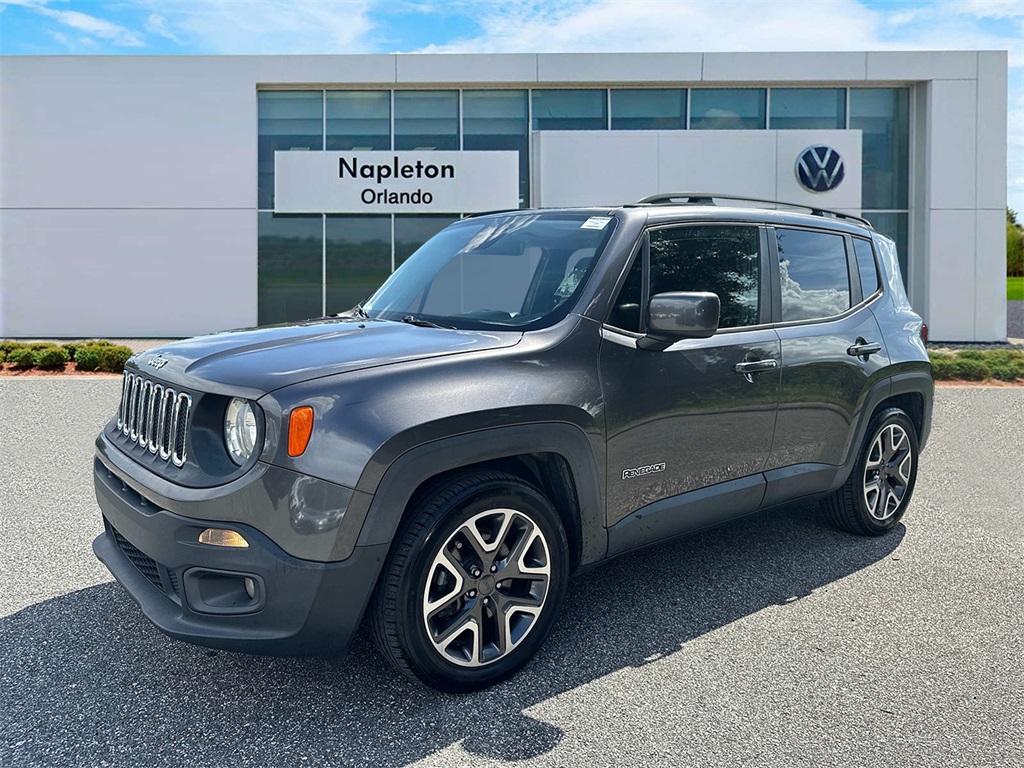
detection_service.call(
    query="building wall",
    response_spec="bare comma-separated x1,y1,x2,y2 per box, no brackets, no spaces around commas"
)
0,51,1009,340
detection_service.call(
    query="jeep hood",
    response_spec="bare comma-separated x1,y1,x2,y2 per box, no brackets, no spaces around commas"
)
128,318,522,397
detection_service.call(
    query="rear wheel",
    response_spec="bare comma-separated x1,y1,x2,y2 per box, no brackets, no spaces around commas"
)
370,471,569,692
823,408,919,536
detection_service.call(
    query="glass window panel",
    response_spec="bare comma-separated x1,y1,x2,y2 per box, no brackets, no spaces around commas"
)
532,89,607,131
394,91,459,151
863,212,909,288
463,90,530,207
852,237,880,298
325,215,392,315
258,91,323,210
850,88,910,210
257,213,322,325
394,215,460,267
326,91,390,151
770,88,846,129
776,228,851,321
690,89,766,130
611,89,686,130
649,226,761,328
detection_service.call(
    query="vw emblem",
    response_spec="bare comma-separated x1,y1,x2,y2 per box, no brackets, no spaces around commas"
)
147,354,168,370
796,145,845,193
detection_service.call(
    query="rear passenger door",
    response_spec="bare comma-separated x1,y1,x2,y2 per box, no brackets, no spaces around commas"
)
600,223,780,526
766,227,890,484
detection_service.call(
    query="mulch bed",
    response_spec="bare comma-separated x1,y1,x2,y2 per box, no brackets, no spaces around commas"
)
0,363,120,377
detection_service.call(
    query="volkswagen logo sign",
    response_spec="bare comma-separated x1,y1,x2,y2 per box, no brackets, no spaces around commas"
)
147,354,168,369
796,145,845,193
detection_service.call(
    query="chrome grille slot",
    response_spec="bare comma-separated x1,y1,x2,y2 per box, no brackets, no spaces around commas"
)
116,372,192,467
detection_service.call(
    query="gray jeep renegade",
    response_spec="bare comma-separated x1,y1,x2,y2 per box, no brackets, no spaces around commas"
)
93,194,933,692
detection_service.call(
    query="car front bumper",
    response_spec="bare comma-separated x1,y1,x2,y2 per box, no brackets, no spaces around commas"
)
93,454,388,656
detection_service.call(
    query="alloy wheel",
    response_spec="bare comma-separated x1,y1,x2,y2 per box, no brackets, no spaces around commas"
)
862,423,913,520
421,508,551,667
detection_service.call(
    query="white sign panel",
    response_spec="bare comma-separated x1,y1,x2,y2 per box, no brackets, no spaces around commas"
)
532,130,862,212
274,151,519,214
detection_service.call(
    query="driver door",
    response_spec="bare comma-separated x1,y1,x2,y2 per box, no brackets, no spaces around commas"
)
600,224,780,527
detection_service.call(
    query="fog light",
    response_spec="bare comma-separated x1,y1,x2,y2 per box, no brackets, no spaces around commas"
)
198,528,249,548
244,577,256,600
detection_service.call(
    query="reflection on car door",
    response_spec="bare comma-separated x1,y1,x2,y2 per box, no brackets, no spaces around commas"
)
600,224,780,527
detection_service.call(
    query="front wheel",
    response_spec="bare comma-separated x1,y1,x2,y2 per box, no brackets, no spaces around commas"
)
370,471,569,692
822,407,920,536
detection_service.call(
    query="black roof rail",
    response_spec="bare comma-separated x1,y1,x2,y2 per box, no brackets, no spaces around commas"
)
463,208,524,219
631,192,873,228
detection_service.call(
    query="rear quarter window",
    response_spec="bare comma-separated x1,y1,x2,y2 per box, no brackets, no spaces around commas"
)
853,237,880,298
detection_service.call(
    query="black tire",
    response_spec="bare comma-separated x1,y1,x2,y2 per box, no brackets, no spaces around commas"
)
823,407,919,536
369,471,570,692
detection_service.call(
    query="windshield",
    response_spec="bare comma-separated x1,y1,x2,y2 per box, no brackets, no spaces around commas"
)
362,212,617,331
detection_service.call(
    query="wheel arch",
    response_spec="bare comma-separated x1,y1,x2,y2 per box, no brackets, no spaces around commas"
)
354,423,607,572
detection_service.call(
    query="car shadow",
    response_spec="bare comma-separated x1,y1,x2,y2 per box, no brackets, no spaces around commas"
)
1,502,903,767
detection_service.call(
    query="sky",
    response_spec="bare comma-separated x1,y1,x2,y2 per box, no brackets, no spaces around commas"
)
1,0,1022,212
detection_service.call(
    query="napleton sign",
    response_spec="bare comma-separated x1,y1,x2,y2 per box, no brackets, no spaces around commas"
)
274,150,520,214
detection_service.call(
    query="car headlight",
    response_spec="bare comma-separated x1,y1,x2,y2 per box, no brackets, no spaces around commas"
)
224,398,258,466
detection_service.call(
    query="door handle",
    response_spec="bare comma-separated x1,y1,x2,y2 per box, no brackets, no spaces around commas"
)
734,358,779,383
847,339,882,360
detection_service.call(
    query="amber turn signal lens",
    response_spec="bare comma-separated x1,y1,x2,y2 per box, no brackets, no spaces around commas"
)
198,528,249,548
288,406,314,457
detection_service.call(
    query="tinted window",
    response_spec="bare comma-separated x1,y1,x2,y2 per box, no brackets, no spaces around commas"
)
850,88,910,210
608,252,644,332
770,88,846,129
464,90,530,206
690,89,766,129
776,229,851,321
532,90,607,131
257,91,323,210
326,91,390,151
326,215,392,315
610,89,686,130
257,213,323,325
853,238,880,298
650,226,760,328
394,91,459,151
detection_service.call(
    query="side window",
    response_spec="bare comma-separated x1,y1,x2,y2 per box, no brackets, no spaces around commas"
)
649,225,761,329
853,238,880,298
776,228,851,322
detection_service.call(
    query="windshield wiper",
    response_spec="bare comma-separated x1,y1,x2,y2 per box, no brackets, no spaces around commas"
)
401,315,454,329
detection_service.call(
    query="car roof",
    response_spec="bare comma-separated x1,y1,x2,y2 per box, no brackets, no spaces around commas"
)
468,194,874,238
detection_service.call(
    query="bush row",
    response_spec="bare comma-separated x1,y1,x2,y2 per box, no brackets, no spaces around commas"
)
0,339,132,373
929,348,1024,382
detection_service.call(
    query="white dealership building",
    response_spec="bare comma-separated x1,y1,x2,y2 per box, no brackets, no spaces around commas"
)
0,50,1008,341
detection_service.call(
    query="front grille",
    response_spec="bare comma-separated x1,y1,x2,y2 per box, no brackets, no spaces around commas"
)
111,526,162,592
116,372,192,466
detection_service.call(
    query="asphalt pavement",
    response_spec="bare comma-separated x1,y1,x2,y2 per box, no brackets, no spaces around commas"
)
1,380,1021,767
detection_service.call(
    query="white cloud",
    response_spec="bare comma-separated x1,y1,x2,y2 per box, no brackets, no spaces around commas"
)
37,7,144,47
955,0,1024,19
145,13,182,44
137,0,376,54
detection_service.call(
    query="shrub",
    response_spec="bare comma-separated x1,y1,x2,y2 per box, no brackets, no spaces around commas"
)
34,345,69,371
0,340,25,354
97,345,133,372
991,364,1024,381
62,342,80,361
75,343,132,373
6,347,37,370
929,355,956,380
948,357,988,381
73,344,103,371
0,349,6,364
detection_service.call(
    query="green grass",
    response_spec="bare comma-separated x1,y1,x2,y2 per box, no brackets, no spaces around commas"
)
1009,276,1024,301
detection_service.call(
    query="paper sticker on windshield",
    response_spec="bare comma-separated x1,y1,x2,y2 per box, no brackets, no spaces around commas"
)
580,216,612,230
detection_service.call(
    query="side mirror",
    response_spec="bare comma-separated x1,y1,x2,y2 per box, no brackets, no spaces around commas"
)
637,291,721,351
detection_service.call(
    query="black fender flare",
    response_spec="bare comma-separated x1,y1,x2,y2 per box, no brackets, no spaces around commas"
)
352,423,607,568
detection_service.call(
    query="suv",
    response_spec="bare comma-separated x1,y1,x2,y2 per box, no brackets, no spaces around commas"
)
93,194,932,692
